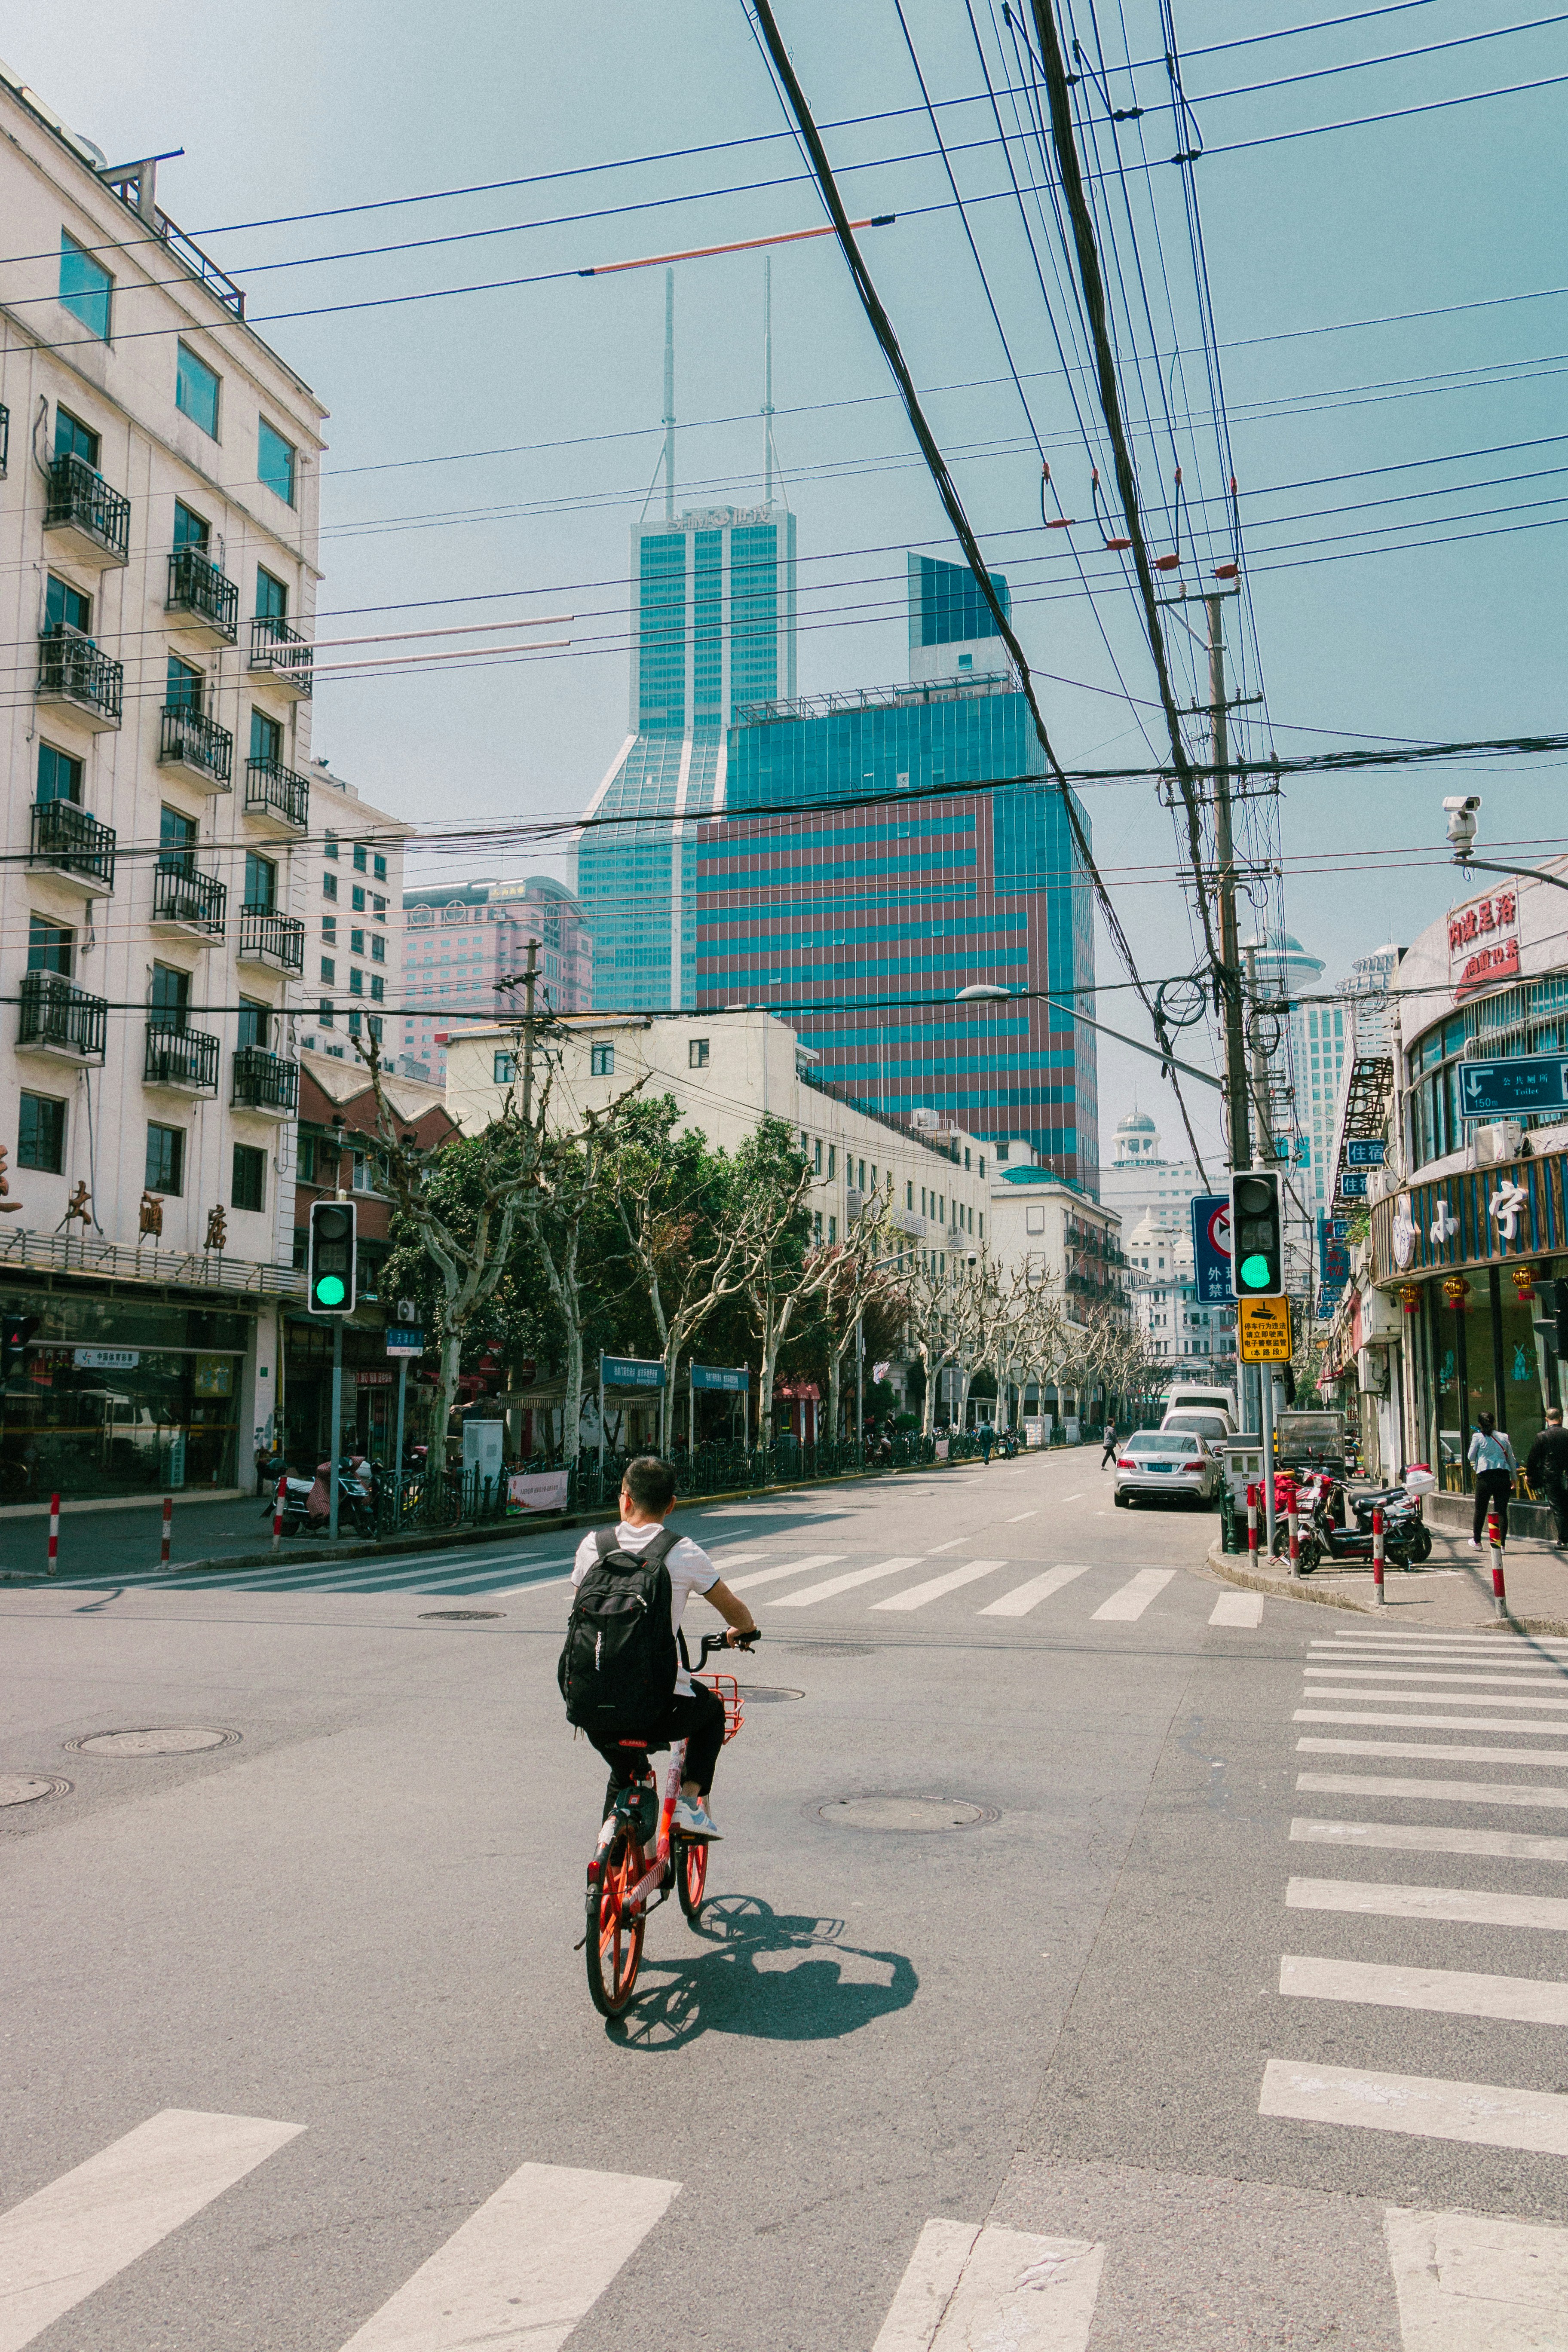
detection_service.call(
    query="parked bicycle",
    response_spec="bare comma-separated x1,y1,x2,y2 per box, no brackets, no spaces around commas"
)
583,1630,756,2018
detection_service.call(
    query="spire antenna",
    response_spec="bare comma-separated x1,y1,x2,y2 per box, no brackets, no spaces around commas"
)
662,266,676,524
763,254,774,507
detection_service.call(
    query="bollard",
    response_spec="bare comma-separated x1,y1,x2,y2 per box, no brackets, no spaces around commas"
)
1246,1482,1259,1563
46,1490,60,1577
1372,1504,1385,1607
1488,1507,1508,1617
273,1472,286,1555
160,1494,173,1568
1287,1492,1301,1581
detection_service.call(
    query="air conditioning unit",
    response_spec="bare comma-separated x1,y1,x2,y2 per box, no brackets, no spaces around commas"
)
1356,1349,1387,1396
910,1107,939,1132
1475,1120,1525,1166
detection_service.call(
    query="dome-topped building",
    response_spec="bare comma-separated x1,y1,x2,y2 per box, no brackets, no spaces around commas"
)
1099,1105,1207,1229
1112,1107,1159,1164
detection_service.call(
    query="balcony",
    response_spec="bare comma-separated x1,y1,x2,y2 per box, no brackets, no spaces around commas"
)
29,799,116,896
18,971,107,1063
244,757,309,834
231,1046,299,1121
151,861,226,940
237,908,305,974
248,613,312,698
159,703,233,791
43,452,131,567
0,401,8,477
165,546,238,646
144,1021,219,1096
37,631,122,731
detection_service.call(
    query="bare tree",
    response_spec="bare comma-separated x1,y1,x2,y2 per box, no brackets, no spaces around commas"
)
611,1115,758,1452
805,1182,905,1442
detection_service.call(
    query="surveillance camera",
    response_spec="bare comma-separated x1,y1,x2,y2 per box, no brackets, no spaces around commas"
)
1443,794,1481,854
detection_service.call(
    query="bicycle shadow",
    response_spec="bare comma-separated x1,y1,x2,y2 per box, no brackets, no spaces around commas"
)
610,1893,917,2050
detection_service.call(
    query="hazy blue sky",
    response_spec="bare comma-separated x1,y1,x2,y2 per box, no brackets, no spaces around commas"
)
7,0,1564,1162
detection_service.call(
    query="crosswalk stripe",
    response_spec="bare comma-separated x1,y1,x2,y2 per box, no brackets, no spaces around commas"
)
1296,1708,1568,1735
1280,1952,1568,2027
1291,1816,1568,1862
0,2109,302,2352
1314,1642,1568,1659
1384,2206,1568,2342
872,1559,1007,1613
1286,1874,1568,1931
979,1564,1090,1619
775,1558,923,1608
1298,1736,1568,1767
1092,1568,1175,1622
1297,1771,1568,1810
723,1555,843,1594
1316,1632,1568,1648
1302,1686,1568,1712
1260,2057,1568,2154
1005,1511,1037,1523
334,2160,679,2352
872,2218,1105,2352
1210,1591,1264,1626
1304,1666,1568,1688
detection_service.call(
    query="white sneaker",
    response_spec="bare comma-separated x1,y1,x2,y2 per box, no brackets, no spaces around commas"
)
674,1796,720,1841
1469,1537,1481,1550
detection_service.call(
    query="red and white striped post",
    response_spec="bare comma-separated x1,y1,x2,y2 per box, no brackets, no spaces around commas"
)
160,1494,173,1568
1488,1506,1508,1617
1286,1478,1300,1580
1372,1504,1385,1606
46,1490,60,1577
1246,1482,1259,1563
273,1472,286,1555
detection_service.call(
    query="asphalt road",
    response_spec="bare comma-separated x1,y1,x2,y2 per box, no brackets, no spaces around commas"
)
3,1446,1566,2349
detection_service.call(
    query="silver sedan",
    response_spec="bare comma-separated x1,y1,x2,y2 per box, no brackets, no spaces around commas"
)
1113,1429,1219,1510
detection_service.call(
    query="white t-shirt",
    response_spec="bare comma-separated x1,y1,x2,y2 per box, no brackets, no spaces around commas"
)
572,1521,720,1697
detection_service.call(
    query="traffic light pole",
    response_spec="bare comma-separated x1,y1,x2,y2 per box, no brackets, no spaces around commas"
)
1240,941,1279,1552
329,1319,343,1543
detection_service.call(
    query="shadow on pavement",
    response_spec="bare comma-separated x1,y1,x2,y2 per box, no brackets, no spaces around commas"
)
611,1893,917,2050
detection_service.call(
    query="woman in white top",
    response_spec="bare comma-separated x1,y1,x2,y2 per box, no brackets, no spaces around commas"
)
1467,1412,1518,1548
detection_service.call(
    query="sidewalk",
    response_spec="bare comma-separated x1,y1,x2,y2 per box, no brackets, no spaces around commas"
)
1208,1516,1568,1634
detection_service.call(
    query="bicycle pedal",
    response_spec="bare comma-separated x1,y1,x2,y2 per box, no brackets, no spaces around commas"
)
573,1932,588,1953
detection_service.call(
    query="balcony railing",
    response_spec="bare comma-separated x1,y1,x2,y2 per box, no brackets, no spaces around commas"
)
248,613,313,696
37,631,122,724
238,908,305,972
145,1021,219,1093
44,452,131,562
19,971,107,1061
159,702,233,785
0,401,9,477
30,799,116,889
244,756,309,830
152,861,227,936
232,1047,299,1116
165,546,238,642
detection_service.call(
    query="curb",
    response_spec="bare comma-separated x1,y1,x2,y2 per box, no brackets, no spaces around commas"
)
1206,1538,1568,1636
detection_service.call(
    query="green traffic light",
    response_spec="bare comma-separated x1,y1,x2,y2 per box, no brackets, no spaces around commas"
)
1239,1253,1271,1289
315,1275,346,1307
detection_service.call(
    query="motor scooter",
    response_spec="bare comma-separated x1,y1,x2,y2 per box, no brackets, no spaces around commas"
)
272,1458,378,1539
1272,1469,1430,1572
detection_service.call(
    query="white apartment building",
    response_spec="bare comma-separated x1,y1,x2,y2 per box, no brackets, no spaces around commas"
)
403,876,592,1084
986,1140,1124,1323
1124,1211,1237,1385
294,761,413,1069
0,72,327,1501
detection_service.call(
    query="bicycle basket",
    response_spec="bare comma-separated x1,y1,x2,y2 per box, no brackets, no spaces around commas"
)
698,1671,744,1744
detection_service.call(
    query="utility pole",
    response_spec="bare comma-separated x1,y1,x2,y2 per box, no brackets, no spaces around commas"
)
520,937,539,1129
1207,592,1250,1176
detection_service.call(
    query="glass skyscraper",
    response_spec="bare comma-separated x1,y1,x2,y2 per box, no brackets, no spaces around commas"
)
577,504,797,1010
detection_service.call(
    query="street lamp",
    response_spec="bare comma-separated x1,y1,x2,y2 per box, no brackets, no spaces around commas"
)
1444,793,1568,894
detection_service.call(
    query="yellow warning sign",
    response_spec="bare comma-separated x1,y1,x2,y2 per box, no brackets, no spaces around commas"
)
1238,1295,1293,1364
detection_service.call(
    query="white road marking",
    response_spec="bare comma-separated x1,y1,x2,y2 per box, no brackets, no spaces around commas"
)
492,1579,572,1597
1384,2205,1568,2346
1302,1686,1568,1713
1061,1492,1084,1501
1297,1772,1568,1810
872,2219,1105,2352
1316,1632,1568,1649
335,2160,679,2352
1259,2058,1568,2155
873,1560,1007,1613
1211,1591,1264,1626
1314,1642,1568,1659
723,1554,844,1593
1092,1568,1176,1622
928,1538,967,1554
980,1564,1091,1619
774,1557,923,1608
1304,1667,1568,1689
0,2109,302,2352
1296,1708,1568,1736
1287,1875,1568,1932
1006,1510,1037,1522
1280,1953,1568,2028
1298,1736,1568,1767
1292,1816,1568,1863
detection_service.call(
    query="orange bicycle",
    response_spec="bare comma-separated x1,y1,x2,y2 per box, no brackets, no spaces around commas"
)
584,1631,755,2018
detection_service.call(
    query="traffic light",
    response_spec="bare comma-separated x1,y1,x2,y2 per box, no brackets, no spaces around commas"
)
1,1312,40,1380
307,1200,357,1317
1230,1170,1284,1298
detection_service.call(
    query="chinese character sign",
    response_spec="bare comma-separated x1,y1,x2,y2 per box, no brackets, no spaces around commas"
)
1449,885,1520,1000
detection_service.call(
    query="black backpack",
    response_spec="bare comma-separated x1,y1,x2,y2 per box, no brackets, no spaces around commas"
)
557,1526,680,1738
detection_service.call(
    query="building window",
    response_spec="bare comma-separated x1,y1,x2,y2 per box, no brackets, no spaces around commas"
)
18,1092,65,1173
258,420,296,505
828,1216,837,1243
907,1182,914,1210
232,1142,266,1213
351,886,366,912
813,1210,823,1244
373,897,386,920
352,844,368,873
494,1051,516,1083
813,1139,823,1175
37,744,83,807
175,342,220,438
978,1213,984,1240
323,873,338,900
237,998,270,1052
145,1123,184,1195
373,854,386,881
348,1009,363,1038
370,934,385,964
243,851,276,914
174,500,209,551
166,652,203,713
349,969,364,997
590,1042,615,1076
320,957,335,983
318,1000,335,1029
689,1038,709,1069
28,917,74,976
321,916,337,943
827,1145,836,1179
324,832,338,861
45,574,92,636
251,707,283,766
371,975,385,1002
349,928,364,956
59,232,111,340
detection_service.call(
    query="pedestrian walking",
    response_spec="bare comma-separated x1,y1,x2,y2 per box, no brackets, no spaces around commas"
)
978,1416,995,1466
1526,1406,1568,1546
1100,1420,1118,1470
1467,1412,1518,1548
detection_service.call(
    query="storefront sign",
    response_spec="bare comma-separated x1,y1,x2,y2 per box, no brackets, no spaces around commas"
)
1391,1197,1418,1269
1339,1173,1368,1200
1190,1194,1233,1304
1239,1296,1293,1363
386,1325,425,1358
193,1356,233,1397
356,1368,394,1386
1346,1140,1386,1167
691,1364,748,1393
1449,884,1518,999
1457,1058,1568,1118
599,1354,665,1390
1318,1221,1350,1286
73,1348,139,1371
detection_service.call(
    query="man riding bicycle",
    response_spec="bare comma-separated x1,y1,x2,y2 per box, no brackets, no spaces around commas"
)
570,1455,756,1841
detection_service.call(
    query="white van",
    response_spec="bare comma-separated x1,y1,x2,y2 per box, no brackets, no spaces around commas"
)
1159,1384,1238,1424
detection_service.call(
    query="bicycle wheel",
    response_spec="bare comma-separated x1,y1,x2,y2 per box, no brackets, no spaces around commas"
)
586,1828,646,2018
676,1832,708,1926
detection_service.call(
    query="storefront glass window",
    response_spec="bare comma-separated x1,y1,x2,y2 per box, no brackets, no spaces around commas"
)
0,1345,240,1500
1498,1286,1548,1465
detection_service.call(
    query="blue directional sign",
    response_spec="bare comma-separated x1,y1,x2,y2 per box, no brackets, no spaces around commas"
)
1331,1218,1349,1239
1346,1139,1386,1167
1457,1059,1568,1118
1319,1219,1351,1286
691,1363,748,1393
599,1354,666,1390
1191,1193,1233,1305
1339,1172,1369,1200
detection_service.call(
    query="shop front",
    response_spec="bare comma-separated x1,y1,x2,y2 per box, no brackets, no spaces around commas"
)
283,1317,410,1466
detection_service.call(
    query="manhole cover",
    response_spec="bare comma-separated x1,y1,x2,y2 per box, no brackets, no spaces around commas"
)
0,1774,70,1808
816,1794,997,1832
785,1643,876,1658
418,1610,503,1621
738,1685,805,1703
65,1727,239,1758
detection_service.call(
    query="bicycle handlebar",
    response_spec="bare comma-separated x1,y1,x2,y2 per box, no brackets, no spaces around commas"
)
698,1630,760,1665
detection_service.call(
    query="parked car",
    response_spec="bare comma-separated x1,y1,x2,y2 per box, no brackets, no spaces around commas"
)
1159,1383,1238,1424
1159,1408,1236,1451
1113,1429,1220,1509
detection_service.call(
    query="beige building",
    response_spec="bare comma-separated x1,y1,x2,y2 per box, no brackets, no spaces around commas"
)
986,1140,1124,1324
294,762,414,1070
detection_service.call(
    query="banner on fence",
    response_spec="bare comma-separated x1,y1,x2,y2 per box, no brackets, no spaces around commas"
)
508,1469,571,1514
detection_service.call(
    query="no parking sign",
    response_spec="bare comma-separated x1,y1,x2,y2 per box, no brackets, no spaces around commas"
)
1191,1194,1232,1304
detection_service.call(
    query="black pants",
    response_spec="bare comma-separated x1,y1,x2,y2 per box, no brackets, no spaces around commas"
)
1545,1478,1568,1544
593,1681,726,1818
1473,1468,1513,1544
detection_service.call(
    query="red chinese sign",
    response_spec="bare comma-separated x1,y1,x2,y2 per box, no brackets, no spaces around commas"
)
1449,885,1519,1000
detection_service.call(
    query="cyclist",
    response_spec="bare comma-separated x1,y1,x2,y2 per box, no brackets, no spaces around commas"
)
571,1455,756,1840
